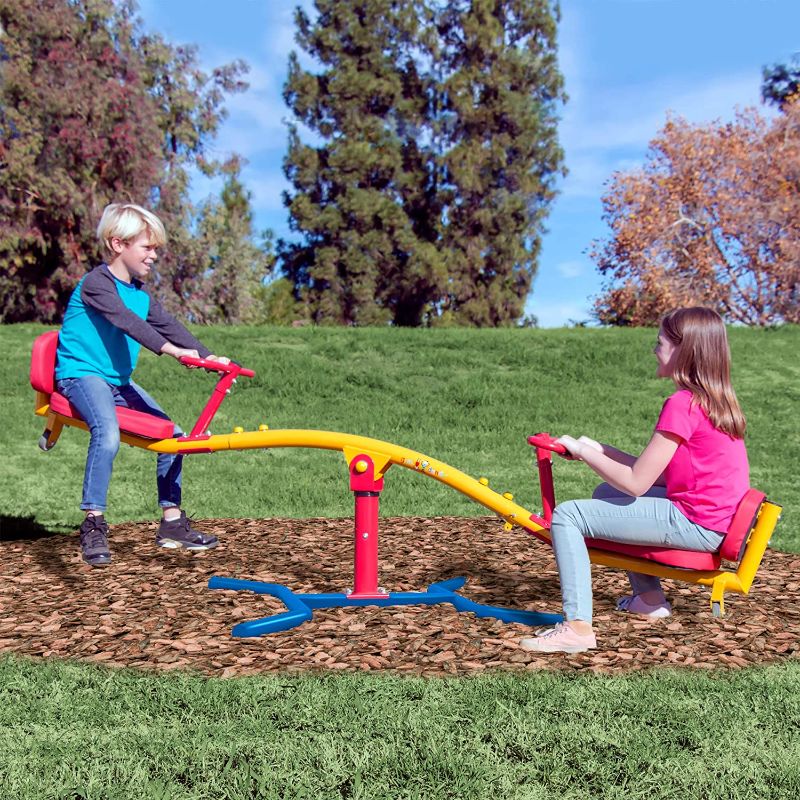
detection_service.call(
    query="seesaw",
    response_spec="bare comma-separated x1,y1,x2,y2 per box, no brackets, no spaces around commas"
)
31,331,781,637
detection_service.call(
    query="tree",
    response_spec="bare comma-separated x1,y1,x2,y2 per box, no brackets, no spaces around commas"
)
281,0,438,326
762,55,800,110
177,158,275,324
434,0,566,326
591,101,800,326
280,0,566,326
0,0,268,323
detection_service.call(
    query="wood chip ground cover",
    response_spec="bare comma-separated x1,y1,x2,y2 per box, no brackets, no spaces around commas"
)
1,517,798,676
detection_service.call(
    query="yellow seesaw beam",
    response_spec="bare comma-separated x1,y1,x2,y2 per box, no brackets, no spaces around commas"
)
137,427,537,533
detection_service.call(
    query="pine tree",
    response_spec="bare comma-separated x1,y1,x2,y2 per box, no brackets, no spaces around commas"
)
280,0,566,326
281,0,440,325
435,0,566,325
762,55,800,110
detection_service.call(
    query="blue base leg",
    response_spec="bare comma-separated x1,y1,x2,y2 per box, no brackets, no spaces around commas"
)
208,575,562,637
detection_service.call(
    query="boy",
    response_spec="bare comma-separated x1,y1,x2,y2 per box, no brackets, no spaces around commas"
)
56,203,229,566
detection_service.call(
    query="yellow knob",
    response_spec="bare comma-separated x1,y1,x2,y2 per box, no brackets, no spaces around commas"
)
479,477,489,486
503,522,514,531
233,426,244,434
354,460,369,474
258,424,269,431
503,492,514,500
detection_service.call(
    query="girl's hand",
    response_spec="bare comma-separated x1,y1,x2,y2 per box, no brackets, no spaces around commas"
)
206,355,231,365
556,435,604,461
578,436,603,454
555,435,585,460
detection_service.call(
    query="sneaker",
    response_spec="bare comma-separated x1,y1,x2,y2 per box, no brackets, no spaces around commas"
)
519,623,597,653
616,594,672,618
79,514,111,567
156,511,218,551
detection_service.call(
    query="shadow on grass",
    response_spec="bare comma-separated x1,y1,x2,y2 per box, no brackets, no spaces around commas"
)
0,515,66,542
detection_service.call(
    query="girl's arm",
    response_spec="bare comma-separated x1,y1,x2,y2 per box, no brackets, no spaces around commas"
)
558,432,680,497
592,443,667,486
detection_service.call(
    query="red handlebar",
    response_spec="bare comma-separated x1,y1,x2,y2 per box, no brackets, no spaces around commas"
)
178,356,255,378
527,433,568,456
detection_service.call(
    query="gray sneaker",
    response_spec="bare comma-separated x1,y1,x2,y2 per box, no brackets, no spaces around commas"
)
156,511,218,551
79,515,111,566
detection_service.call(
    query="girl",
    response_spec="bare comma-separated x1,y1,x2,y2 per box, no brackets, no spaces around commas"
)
521,307,749,653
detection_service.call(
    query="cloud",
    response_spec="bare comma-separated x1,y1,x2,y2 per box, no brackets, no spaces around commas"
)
555,260,587,279
556,72,766,202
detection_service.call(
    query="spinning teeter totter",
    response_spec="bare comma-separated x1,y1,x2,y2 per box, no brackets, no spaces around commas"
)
30,331,781,636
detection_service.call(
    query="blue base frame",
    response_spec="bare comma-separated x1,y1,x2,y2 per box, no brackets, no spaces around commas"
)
208,575,563,637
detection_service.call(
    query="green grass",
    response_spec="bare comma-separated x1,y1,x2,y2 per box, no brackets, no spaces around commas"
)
2,655,799,800
1,323,799,799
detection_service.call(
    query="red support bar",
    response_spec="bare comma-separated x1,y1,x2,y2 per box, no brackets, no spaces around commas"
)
353,492,381,596
176,357,256,439
537,447,557,526
348,454,388,599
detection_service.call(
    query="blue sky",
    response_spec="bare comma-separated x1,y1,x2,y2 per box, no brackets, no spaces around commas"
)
138,0,799,326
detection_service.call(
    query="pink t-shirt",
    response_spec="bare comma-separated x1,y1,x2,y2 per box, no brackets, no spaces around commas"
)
656,389,749,532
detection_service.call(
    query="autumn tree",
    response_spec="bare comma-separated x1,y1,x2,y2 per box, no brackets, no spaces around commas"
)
0,0,270,323
591,101,800,326
281,0,565,326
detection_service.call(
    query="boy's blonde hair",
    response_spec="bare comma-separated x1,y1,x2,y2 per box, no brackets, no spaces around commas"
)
97,203,167,255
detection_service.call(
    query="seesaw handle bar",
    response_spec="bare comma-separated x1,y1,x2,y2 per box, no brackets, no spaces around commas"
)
526,432,568,456
178,355,255,378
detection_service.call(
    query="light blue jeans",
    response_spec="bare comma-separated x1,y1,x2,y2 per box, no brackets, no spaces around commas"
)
551,483,723,622
56,376,182,512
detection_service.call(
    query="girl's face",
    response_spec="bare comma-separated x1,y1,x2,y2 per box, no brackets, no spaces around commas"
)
654,327,678,378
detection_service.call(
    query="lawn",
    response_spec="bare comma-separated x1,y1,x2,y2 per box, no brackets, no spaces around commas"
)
1,323,798,799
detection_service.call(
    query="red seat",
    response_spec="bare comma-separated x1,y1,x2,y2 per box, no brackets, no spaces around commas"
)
30,331,175,440
585,488,766,569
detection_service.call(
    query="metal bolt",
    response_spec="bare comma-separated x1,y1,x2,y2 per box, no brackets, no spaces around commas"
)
362,532,369,539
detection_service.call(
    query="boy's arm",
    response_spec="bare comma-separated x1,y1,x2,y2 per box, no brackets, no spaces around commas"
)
81,269,168,354
144,293,211,358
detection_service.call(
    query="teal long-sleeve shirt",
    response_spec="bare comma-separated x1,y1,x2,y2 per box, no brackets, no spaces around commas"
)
55,264,210,386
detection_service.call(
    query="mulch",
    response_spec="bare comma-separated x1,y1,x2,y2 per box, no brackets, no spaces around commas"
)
1,516,798,677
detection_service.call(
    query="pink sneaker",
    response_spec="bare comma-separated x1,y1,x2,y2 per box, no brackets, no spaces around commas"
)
519,623,597,653
616,594,671,618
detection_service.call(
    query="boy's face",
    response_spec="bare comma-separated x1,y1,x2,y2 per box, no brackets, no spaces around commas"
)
110,231,158,280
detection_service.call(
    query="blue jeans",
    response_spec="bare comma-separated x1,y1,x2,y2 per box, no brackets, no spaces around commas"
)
550,483,723,623
56,376,182,512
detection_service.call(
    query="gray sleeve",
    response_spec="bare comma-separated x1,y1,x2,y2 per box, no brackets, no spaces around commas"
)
145,292,212,358
81,269,168,354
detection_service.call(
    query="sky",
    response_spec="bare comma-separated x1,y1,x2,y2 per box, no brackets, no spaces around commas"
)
137,0,799,327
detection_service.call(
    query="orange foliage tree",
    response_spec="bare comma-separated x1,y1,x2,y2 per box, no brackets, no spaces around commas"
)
591,99,800,326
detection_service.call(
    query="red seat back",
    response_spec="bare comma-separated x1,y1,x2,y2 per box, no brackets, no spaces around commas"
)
719,488,765,562
29,329,174,440
30,331,59,395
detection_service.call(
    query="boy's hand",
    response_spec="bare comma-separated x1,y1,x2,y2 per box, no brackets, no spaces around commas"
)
161,343,200,364
206,355,231,365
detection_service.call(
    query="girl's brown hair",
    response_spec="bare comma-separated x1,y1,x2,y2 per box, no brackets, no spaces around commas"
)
661,307,746,439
